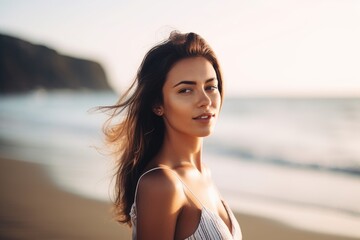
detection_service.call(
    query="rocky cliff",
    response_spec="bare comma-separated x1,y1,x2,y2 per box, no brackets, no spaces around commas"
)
0,33,112,93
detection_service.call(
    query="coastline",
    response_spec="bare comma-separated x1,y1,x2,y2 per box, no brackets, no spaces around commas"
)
0,157,357,240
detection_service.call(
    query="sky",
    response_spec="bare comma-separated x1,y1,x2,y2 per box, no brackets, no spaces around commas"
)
0,0,359,97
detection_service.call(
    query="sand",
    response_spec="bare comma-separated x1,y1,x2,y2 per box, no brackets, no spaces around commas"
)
0,157,357,240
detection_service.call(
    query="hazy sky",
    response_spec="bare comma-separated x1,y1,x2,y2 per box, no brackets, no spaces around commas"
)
1,0,359,97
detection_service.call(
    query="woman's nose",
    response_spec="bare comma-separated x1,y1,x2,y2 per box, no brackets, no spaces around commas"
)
197,90,211,108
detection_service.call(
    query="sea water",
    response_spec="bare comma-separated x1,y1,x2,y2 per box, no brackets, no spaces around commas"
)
0,91,359,237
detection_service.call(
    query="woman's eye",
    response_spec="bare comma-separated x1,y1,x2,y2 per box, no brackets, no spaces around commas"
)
178,88,192,94
206,85,218,91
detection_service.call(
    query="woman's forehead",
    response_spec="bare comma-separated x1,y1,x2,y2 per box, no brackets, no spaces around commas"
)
165,57,217,86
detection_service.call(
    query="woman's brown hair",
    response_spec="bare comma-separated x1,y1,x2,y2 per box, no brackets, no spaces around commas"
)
102,31,224,225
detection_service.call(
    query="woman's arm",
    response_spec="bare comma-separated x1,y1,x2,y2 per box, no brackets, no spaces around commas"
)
135,170,185,239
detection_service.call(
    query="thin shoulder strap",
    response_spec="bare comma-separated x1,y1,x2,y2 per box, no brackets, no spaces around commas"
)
133,167,165,205
133,167,205,208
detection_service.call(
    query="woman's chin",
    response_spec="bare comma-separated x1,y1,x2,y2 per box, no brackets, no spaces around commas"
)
195,129,214,138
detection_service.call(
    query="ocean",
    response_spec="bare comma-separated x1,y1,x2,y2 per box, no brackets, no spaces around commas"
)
0,91,359,237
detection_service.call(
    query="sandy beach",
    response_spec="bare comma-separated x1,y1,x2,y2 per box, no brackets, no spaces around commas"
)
0,157,357,240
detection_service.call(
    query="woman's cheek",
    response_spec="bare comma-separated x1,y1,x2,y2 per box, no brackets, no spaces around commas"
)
168,94,191,110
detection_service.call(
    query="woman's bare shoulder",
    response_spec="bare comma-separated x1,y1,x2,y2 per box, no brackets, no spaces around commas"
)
135,168,186,238
136,168,186,208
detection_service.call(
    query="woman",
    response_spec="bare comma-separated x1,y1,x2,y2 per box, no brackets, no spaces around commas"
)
103,31,242,239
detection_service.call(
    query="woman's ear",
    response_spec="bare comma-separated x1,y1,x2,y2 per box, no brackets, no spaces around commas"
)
153,105,164,116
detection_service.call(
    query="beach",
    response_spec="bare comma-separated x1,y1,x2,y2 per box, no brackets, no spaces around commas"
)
0,157,131,239
1,157,357,240
1,92,359,239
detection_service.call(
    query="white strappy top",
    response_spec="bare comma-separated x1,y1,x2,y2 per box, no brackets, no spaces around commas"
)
130,167,242,240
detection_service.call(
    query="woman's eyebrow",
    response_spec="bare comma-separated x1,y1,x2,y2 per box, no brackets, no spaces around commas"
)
173,78,216,88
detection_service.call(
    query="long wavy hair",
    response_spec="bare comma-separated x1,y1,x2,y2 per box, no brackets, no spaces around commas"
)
102,31,224,225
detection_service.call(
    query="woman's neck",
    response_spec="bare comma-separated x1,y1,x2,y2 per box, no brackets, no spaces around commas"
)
155,131,204,172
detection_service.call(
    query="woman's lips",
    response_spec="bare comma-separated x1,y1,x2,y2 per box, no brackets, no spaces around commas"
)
192,113,215,120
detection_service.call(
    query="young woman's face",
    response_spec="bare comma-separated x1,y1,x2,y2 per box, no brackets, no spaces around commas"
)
159,57,221,138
